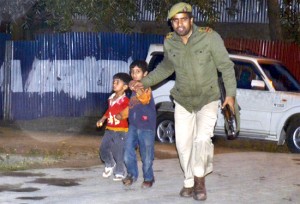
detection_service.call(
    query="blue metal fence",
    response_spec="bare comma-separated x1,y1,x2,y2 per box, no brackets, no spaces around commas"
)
0,32,163,120
0,33,11,119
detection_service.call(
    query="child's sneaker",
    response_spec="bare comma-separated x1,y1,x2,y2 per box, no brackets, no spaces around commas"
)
102,165,115,178
113,174,125,181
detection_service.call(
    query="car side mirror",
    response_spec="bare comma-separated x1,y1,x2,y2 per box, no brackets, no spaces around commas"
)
251,79,265,90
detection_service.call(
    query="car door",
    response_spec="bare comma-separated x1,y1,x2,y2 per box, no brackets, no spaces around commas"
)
233,59,274,137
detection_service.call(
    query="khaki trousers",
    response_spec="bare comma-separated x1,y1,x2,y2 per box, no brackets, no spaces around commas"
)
174,100,219,188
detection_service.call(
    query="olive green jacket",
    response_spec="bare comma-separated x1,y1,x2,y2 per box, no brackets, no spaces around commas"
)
142,24,236,113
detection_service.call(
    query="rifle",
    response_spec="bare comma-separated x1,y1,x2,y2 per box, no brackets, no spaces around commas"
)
217,72,237,140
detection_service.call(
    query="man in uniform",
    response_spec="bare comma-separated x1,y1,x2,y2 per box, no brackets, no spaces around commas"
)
130,2,237,201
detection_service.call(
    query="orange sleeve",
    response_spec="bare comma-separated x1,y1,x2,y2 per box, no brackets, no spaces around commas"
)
136,88,152,105
119,97,129,112
119,106,129,119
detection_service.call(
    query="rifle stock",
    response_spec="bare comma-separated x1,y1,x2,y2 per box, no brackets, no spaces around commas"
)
222,104,237,140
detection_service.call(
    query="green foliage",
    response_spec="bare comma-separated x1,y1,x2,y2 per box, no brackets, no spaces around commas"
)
20,0,300,42
144,0,223,25
25,0,139,33
0,0,37,22
24,0,223,33
225,0,239,17
280,0,300,43
86,0,139,33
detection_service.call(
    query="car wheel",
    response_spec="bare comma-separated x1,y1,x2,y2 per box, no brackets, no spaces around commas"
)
156,112,175,143
286,121,300,153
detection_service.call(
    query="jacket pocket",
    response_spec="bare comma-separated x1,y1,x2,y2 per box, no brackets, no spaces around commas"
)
167,49,181,65
194,50,211,65
201,82,219,96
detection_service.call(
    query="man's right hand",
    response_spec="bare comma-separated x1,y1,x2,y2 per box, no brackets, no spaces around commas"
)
129,80,144,91
222,96,235,115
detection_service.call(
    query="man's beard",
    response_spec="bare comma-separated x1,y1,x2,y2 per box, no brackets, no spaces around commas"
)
174,26,191,37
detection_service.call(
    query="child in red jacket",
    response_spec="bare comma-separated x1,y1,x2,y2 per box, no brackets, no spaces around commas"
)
97,72,131,181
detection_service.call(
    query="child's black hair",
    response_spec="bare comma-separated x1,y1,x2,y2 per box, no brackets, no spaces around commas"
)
129,60,148,73
113,72,132,97
113,72,132,85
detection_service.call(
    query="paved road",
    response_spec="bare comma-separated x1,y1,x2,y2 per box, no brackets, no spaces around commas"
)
1,152,299,204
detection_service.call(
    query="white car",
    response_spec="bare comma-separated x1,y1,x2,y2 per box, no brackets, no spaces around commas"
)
146,44,300,153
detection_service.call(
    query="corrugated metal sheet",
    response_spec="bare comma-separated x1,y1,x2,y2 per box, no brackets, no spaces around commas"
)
218,0,268,23
189,0,300,24
0,32,163,120
0,33,11,119
224,38,300,82
73,0,299,24
74,0,300,23
1,32,300,120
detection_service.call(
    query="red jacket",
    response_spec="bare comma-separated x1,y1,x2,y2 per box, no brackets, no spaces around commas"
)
104,93,129,132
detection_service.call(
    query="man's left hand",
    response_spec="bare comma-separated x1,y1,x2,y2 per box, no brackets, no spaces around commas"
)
129,80,144,91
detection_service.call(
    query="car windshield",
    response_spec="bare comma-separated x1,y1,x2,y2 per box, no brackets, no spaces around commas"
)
259,61,300,92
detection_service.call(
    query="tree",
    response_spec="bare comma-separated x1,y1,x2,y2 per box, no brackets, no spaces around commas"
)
25,0,139,33
144,0,222,25
280,0,300,43
266,0,283,40
0,0,37,33
224,0,299,43
23,0,222,33
5,0,300,43
0,0,37,22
